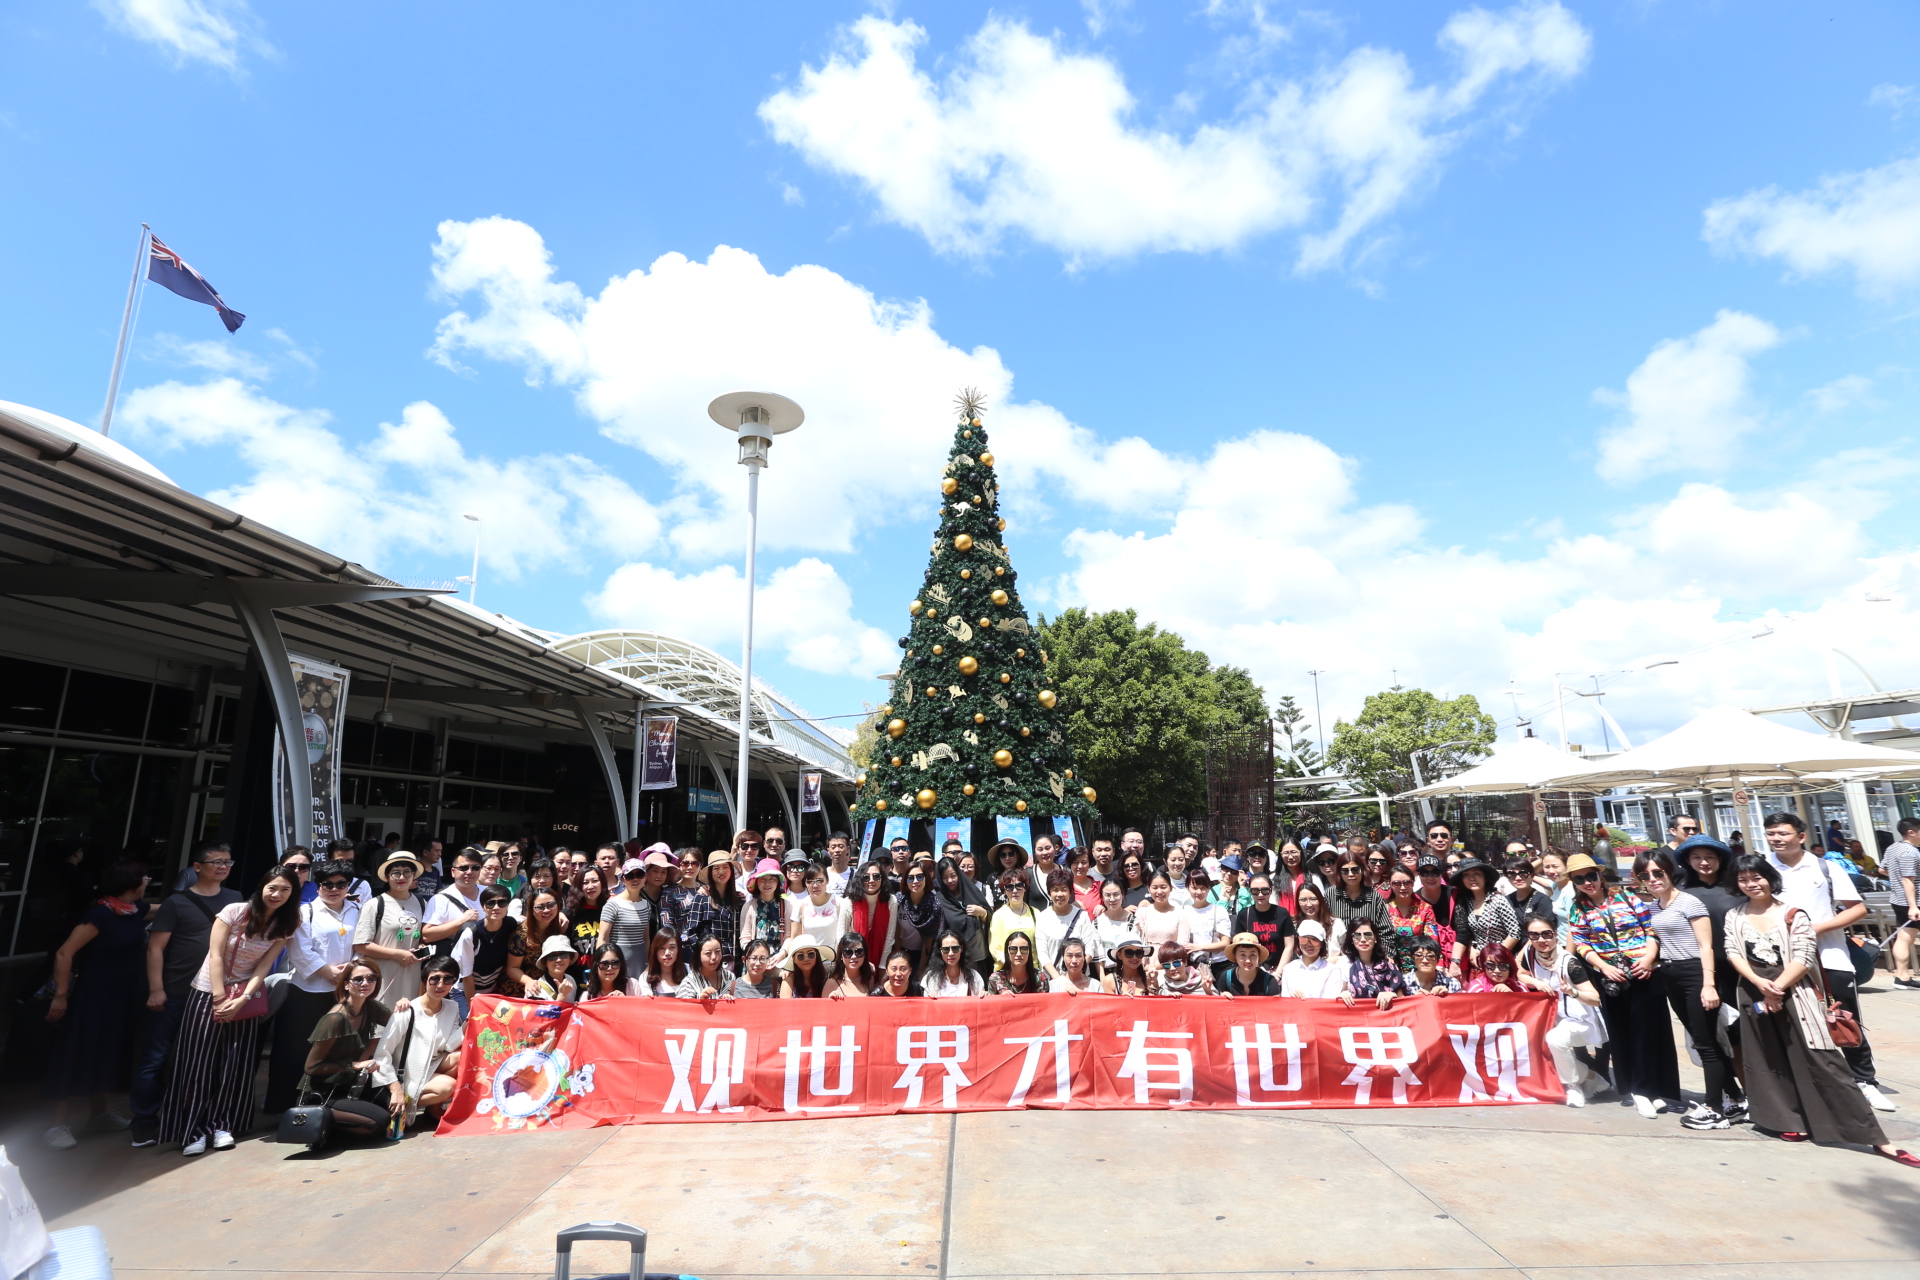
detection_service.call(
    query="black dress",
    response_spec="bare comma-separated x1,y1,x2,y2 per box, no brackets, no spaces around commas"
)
45,903,150,1098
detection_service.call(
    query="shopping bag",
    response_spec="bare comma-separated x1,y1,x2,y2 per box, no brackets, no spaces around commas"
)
0,1145,52,1280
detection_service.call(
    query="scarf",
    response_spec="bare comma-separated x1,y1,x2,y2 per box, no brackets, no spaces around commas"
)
98,895,141,916
902,887,942,945
852,894,891,957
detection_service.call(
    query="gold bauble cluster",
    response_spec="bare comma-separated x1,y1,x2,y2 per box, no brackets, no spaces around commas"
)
957,655,979,676
953,534,974,552
993,749,1013,768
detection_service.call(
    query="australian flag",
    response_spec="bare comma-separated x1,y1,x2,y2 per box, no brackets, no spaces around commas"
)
147,234,245,333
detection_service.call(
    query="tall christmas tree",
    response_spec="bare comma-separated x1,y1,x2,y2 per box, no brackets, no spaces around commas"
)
849,391,1099,829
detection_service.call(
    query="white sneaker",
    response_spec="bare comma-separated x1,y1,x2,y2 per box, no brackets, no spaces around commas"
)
42,1126,76,1151
88,1110,132,1132
182,1135,208,1157
1632,1093,1660,1119
1859,1082,1896,1113
210,1130,235,1150
1563,1083,1587,1108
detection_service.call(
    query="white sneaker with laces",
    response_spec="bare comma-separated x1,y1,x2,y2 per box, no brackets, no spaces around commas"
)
182,1135,208,1157
1632,1093,1660,1119
210,1129,235,1150
1679,1102,1729,1130
42,1126,76,1151
1563,1083,1586,1108
1859,1082,1896,1113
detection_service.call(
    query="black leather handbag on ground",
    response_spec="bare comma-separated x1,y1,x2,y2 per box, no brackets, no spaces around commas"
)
276,1101,329,1148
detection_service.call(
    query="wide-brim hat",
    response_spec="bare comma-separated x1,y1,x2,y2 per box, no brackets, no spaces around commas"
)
1675,834,1731,859
378,853,423,879
1106,936,1150,964
1225,931,1268,966
643,851,673,869
986,840,1028,867
538,935,577,961
779,934,833,970
706,849,735,868
1448,858,1495,888
1564,852,1604,876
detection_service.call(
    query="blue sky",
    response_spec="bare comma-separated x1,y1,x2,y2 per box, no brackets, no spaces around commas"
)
5,1,1920,751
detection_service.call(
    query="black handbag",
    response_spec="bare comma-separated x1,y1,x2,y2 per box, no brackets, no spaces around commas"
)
276,1101,330,1148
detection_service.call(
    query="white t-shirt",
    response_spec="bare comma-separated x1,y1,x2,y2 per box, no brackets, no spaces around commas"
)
1280,956,1350,999
1768,851,1862,973
1178,902,1231,954
424,885,481,934
1032,905,1095,970
789,894,849,952
1048,972,1099,993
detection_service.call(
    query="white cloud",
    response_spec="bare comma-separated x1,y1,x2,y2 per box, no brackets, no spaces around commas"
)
1806,373,1876,416
1703,155,1920,297
1083,0,1133,39
94,0,269,71
149,332,272,381
1869,84,1917,118
117,378,662,578
587,558,897,680
1592,310,1782,483
758,4,1588,268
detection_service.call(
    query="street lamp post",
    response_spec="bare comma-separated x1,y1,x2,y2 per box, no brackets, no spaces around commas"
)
709,391,805,833
460,512,481,607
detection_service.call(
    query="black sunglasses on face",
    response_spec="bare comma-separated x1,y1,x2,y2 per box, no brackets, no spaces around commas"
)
596,960,622,969
1526,930,1554,939
285,862,311,871
319,879,351,891
1573,872,1600,884
940,945,962,953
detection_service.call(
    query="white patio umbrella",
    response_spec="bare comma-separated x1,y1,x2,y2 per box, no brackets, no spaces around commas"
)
1532,705,1920,792
1396,735,1611,853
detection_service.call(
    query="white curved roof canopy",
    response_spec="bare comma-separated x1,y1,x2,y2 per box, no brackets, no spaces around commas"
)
551,629,854,778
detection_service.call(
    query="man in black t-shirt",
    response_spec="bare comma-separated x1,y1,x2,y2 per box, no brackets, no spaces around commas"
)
1232,876,1297,975
129,842,243,1147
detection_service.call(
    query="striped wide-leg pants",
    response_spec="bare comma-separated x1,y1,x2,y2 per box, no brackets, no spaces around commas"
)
157,989,262,1145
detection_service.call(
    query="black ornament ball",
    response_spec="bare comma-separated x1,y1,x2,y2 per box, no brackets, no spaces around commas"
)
963,763,980,781
898,636,910,648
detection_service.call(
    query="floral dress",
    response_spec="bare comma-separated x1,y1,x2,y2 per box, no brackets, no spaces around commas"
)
1382,897,1438,973
1348,955,1409,999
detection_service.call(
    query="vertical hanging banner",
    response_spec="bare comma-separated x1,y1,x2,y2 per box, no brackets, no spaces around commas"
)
640,716,679,790
438,993,1561,1132
883,815,911,847
933,816,971,852
800,773,822,814
860,818,877,852
996,815,1032,851
271,653,350,851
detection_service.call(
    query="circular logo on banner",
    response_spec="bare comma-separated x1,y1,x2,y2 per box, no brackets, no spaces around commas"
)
491,1046,572,1119
302,711,329,767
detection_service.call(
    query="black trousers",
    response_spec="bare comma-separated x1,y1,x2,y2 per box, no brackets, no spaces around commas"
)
265,986,337,1112
1599,975,1681,1102
1658,958,1733,1110
1820,965,1878,1084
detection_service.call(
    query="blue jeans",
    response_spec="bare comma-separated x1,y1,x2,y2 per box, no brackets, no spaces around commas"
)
129,993,185,1129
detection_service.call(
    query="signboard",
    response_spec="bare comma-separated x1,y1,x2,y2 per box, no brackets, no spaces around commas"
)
860,818,876,852
933,816,970,853
641,716,678,791
439,993,1561,1132
271,653,349,852
996,815,1031,851
688,787,729,816
800,773,822,814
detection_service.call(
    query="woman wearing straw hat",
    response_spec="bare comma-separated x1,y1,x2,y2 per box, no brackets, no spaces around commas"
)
1566,851,1678,1119
1103,938,1158,996
352,853,430,1006
526,935,580,1001
1220,933,1280,996
779,935,834,998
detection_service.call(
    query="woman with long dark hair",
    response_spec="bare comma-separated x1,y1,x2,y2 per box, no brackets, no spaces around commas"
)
934,855,991,977
921,931,985,997
42,859,152,1149
1724,855,1917,1165
1637,847,1738,1129
1567,852,1678,1119
294,957,392,1144
506,887,569,994
829,933,879,997
1449,859,1519,982
898,860,941,977
583,945,640,999
780,936,833,998
989,931,1046,994
565,868,609,984
1341,918,1406,1009
643,930,688,997
160,865,301,1155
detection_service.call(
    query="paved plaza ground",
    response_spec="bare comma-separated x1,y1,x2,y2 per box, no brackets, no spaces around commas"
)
8,983,1920,1280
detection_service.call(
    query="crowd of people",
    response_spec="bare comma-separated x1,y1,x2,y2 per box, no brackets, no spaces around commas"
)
36,813,1919,1168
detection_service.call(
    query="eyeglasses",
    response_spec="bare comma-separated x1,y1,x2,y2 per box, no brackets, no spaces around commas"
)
1340,865,1362,875
318,879,351,891
347,974,377,985
863,872,884,881
284,861,311,871
939,945,962,954
1252,886,1272,894
424,974,456,986
1573,872,1600,884
596,960,623,970
907,874,927,883
1366,858,1387,867
198,859,233,868
1526,930,1554,940
1486,963,1512,972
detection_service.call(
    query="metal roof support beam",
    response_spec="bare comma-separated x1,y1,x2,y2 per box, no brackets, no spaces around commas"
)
765,761,799,843
572,699,629,840
701,744,737,832
225,579,313,850
627,700,643,843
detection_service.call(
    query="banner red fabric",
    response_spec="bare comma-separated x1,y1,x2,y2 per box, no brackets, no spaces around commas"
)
438,993,1564,1133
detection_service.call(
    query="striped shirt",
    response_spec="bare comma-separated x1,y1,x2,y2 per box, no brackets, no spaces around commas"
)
1569,891,1656,968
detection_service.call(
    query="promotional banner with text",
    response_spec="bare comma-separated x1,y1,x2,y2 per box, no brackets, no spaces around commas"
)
439,993,1563,1133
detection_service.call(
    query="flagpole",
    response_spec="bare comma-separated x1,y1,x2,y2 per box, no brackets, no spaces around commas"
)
100,223,151,438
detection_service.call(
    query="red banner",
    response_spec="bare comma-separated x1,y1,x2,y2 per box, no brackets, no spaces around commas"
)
437,993,1564,1133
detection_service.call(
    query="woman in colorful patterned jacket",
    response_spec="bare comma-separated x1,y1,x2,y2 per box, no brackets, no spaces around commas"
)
1566,852,1678,1120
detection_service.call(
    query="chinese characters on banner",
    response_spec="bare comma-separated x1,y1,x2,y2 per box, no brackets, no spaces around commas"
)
438,993,1560,1133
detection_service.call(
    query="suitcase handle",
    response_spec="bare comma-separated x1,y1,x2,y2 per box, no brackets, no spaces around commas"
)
554,1221,647,1280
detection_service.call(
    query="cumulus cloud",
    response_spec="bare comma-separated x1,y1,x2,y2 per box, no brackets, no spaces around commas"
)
587,558,898,681
1704,155,1920,297
758,3,1588,268
1592,310,1782,483
117,378,662,578
94,0,270,71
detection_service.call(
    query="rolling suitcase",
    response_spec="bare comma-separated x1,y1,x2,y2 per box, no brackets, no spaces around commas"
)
551,1220,693,1280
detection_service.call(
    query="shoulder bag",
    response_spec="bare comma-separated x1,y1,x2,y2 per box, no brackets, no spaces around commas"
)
1785,908,1861,1047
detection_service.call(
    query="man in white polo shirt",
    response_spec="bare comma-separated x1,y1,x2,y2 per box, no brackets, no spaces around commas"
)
1765,811,1892,1112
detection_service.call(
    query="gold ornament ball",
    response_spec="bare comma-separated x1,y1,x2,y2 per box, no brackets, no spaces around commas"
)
926,686,939,697
887,718,907,738
996,518,1007,532
1016,647,1026,658
993,749,1013,768
941,477,958,495
978,616,992,628
882,704,893,715
963,428,974,438
932,644,945,655
970,418,981,427
889,755,903,767
990,589,1008,606
973,712,987,724
962,783,976,796
855,772,868,786
953,533,974,552
960,568,972,579
957,655,979,676
1014,799,1027,813
1081,786,1098,803
980,451,995,467
994,566,1006,576
926,607,938,618
916,788,938,810
1037,689,1057,709
909,600,923,615
999,672,1011,684
875,799,888,811
1065,768,1074,779
1019,726,1031,737
971,496,982,506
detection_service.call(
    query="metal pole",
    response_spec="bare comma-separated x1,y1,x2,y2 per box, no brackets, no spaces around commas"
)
1554,677,1570,752
463,513,481,607
1308,670,1325,761
1410,749,1433,827
735,460,762,834
101,224,150,437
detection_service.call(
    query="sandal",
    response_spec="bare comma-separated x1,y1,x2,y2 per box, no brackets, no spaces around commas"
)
1876,1148,1920,1168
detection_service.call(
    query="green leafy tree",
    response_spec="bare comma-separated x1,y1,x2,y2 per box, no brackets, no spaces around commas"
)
1273,694,1322,775
1325,688,1496,802
850,396,1097,823
1035,607,1267,827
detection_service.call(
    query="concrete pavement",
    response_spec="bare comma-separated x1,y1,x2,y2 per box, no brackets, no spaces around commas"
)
9,981,1920,1280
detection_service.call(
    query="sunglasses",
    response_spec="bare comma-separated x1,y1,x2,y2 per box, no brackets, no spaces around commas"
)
1573,872,1601,884
318,879,352,891
940,945,962,954
596,960,623,970
347,974,378,985
424,975,456,986
907,874,927,883
1526,930,1554,940
1486,963,1512,971
284,862,312,871
1420,869,1442,877
454,864,480,873
1252,886,1273,894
